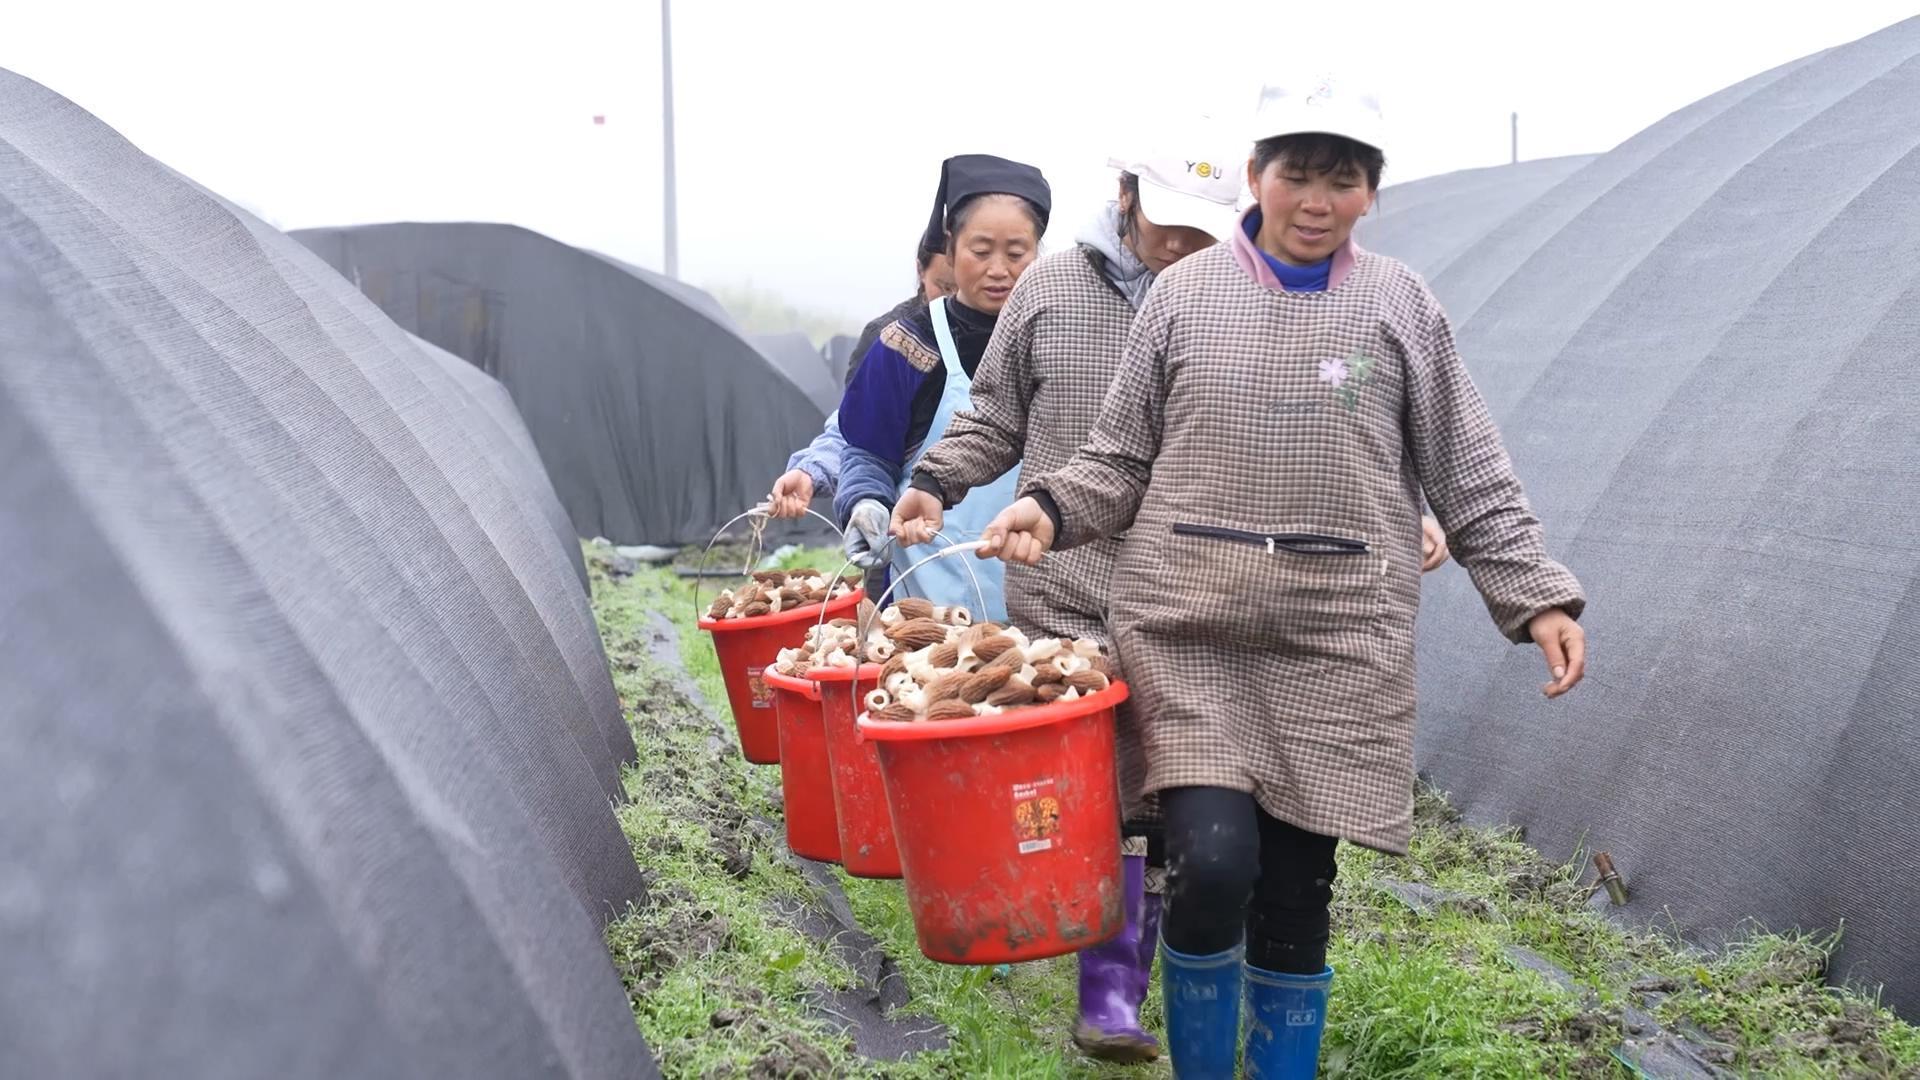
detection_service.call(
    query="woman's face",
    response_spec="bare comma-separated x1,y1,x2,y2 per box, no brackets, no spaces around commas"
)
950,196,1039,313
1246,155,1375,266
919,253,955,302
1124,194,1217,274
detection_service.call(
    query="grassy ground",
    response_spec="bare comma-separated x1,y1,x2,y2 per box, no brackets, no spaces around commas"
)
591,544,1920,1079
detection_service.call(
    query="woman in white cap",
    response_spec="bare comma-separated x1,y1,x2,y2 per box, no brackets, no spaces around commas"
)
893,124,1450,1066
884,128,1243,1065
975,77,1589,1077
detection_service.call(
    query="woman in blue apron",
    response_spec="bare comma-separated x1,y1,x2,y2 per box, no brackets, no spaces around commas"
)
834,154,1052,622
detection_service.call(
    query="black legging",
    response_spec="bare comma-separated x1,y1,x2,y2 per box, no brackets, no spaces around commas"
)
1159,786,1339,974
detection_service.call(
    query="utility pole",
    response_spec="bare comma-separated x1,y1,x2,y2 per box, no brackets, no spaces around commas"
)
661,0,680,278
1511,111,1519,165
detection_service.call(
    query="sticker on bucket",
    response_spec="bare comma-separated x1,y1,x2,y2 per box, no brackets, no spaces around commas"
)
747,666,774,709
1013,779,1061,855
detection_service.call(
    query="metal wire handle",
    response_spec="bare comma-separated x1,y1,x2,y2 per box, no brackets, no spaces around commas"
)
866,540,990,614
690,504,845,622
851,540,998,718
815,530,989,647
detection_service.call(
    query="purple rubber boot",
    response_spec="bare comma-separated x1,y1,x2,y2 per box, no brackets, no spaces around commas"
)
1073,854,1162,1063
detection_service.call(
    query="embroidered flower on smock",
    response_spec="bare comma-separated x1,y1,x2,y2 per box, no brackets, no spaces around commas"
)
1326,351,1379,413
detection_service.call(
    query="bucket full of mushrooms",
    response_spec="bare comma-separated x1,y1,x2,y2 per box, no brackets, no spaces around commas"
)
817,597,1130,965
696,568,863,765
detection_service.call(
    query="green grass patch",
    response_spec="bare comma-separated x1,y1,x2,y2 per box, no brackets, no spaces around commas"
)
590,542,1920,1079
595,546,1169,1078
1316,790,1920,1078
595,552,859,1077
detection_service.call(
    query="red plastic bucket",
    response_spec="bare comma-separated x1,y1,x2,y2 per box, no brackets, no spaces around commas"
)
806,664,903,879
857,681,1130,964
698,588,864,765
762,669,841,863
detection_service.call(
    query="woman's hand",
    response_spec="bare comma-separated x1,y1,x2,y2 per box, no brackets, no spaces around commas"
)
891,488,944,547
768,469,814,518
978,497,1055,566
843,499,893,569
1528,608,1586,699
1420,515,1450,572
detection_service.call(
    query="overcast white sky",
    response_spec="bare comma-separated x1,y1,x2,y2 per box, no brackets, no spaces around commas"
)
4,1,1915,323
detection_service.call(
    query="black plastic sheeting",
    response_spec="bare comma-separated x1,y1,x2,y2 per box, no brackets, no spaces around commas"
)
412,331,591,591
1378,19,1920,1016
824,333,858,388
0,67,656,1077
754,329,840,414
597,258,841,415
295,222,827,545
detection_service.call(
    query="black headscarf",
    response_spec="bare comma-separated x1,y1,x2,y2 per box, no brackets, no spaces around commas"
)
920,154,1053,254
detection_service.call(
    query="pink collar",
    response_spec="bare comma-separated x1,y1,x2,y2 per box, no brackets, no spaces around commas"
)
1229,205,1359,293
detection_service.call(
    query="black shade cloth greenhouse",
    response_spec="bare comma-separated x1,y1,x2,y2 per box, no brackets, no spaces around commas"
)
754,329,840,414
823,332,859,388
1369,19,1920,1016
294,221,827,545
0,67,656,1077
410,331,591,591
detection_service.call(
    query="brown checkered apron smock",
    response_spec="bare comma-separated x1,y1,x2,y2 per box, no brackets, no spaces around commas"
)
916,247,1160,839
1031,240,1584,854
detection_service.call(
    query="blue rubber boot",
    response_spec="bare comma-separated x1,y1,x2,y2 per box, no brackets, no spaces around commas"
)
1243,963,1333,1079
1160,937,1243,1078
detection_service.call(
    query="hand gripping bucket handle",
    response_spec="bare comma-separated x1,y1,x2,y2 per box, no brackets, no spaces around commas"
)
691,503,844,622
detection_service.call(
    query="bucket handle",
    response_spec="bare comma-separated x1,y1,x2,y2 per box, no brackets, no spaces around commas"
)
806,526,983,703
815,530,989,646
851,540,1000,731
867,539,991,616
816,541,893,641
690,503,845,623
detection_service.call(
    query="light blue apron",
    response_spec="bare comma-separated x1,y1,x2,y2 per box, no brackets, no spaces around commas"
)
887,297,1015,622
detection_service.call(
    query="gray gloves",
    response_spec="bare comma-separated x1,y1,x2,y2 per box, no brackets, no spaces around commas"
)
843,498,892,570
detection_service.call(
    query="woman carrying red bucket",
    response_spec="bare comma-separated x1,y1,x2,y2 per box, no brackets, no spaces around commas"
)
803,154,1054,880
977,76,1589,1077
833,153,1054,625
893,120,1454,1065
888,117,1247,1065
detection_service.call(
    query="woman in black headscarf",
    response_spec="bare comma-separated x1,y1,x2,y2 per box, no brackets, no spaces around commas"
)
833,154,1051,621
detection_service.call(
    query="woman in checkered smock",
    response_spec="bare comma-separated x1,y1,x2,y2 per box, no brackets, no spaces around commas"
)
892,127,1248,1066
896,129,1452,1067
978,80,1589,1077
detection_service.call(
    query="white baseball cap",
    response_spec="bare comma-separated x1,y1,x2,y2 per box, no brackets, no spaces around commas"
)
1250,76,1387,156
1106,124,1246,242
